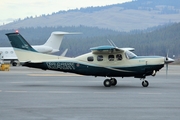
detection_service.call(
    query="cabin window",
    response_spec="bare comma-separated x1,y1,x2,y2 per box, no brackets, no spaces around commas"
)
116,54,122,60
97,55,103,61
5,51,8,54
10,51,13,54
87,56,94,62
108,55,114,61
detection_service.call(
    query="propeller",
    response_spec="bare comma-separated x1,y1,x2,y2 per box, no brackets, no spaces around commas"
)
164,51,174,78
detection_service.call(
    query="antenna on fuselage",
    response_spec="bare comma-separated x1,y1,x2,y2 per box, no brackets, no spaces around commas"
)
107,39,117,47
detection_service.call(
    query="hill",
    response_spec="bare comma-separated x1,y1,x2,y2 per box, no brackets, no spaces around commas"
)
1,0,180,31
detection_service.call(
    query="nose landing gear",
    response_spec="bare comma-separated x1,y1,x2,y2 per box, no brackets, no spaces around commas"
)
142,80,149,87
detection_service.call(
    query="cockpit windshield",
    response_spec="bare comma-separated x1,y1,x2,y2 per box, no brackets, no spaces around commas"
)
125,51,137,59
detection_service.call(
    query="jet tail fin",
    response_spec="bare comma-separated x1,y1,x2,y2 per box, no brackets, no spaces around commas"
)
43,31,81,53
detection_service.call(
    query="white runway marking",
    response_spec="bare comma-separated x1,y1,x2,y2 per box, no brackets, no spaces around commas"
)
3,90,85,94
5,91,27,93
94,92,117,94
47,91,76,94
138,93,162,95
0,90,165,96
2,90,118,94
10,82,24,84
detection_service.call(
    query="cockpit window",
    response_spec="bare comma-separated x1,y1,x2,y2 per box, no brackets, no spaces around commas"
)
125,51,137,59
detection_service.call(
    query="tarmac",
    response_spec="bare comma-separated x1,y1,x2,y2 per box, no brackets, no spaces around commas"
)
0,65,180,120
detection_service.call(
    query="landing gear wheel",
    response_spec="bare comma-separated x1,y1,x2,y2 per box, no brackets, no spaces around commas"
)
12,62,17,66
142,80,149,87
110,78,117,86
104,79,111,87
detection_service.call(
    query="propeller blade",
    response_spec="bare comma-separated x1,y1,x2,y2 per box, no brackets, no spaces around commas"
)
166,50,169,60
166,63,168,78
164,50,174,79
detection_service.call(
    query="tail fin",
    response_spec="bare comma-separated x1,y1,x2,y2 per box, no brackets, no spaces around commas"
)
6,32,59,63
44,31,81,53
6,33,37,52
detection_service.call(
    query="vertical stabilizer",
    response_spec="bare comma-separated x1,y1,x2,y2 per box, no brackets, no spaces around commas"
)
6,33,37,52
44,32,80,53
6,32,59,62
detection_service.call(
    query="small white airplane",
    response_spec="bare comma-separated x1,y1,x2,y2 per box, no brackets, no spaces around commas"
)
6,32,174,87
0,31,75,66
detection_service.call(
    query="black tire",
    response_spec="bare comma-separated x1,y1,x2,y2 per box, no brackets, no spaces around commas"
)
142,80,149,87
110,78,117,86
104,79,111,87
12,62,17,66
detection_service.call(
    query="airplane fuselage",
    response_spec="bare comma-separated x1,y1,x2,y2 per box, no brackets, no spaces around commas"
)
23,52,165,78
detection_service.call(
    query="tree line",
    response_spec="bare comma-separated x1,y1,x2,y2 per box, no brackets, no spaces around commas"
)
0,23,179,58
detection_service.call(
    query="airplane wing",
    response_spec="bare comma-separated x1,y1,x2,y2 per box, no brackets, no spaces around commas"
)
90,45,134,54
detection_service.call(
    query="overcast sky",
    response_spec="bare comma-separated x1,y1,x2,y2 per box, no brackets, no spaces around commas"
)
0,0,131,25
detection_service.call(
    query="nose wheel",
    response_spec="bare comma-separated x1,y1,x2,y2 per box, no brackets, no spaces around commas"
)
103,78,117,87
142,80,149,87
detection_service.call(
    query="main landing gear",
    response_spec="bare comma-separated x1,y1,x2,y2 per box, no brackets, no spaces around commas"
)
103,78,117,87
